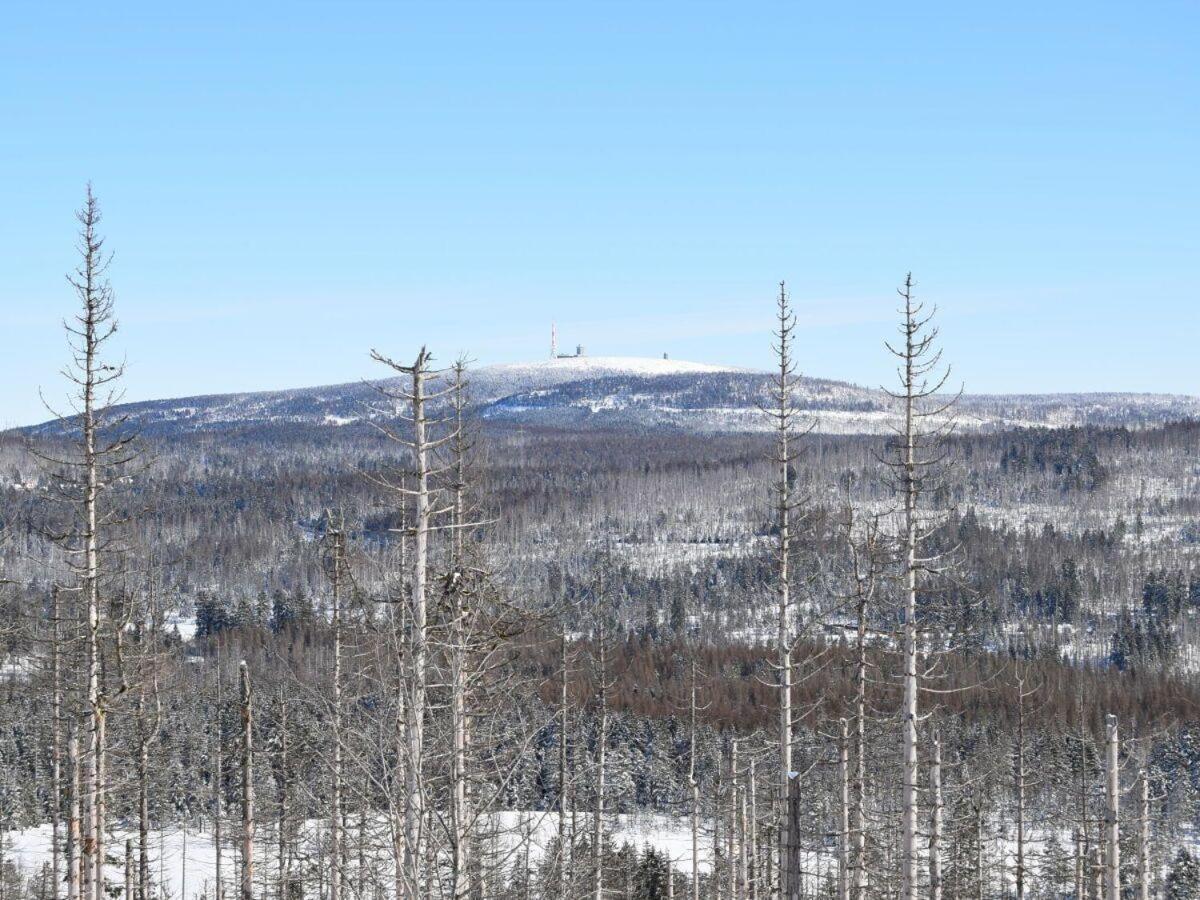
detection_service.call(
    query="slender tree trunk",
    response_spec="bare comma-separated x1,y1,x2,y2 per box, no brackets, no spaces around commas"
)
138,714,150,900
80,199,106,900
1074,829,1085,900
84,328,103,900
558,628,571,900
728,741,738,900
51,590,63,900
447,376,472,900
1015,686,1027,900
1076,722,1089,900
214,667,224,900
277,690,289,899
853,598,867,900
749,760,759,900
593,632,608,900
240,661,254,900
689,660,701,900
406,351,432,899
1105,715,1120,900
975,803,984,900
734,772,744,900
784,779,801,900
93,714,106,900
839,719,850,900
899,274,921,900
929,734,942,900
330,518,345,900
771,281,796,900
67,727,81,900
1138,769,1150,900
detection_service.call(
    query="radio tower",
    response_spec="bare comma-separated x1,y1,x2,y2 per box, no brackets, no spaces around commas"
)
550,321,558,359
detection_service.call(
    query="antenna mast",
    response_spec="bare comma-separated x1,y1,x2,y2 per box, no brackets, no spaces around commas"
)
551,321,557,359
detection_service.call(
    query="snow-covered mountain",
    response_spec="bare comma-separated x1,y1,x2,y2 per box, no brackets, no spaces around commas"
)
18,355,1200,437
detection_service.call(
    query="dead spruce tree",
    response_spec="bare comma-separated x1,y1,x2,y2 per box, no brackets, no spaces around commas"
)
444,359,474,900
321,509,350,900
34,187,140,900
369,346,455,897
366,349,536,897
882,274,958,900
834,501,890,900
765,281,802,899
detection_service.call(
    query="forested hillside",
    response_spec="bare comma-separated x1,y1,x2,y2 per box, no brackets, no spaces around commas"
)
2,199,1199,900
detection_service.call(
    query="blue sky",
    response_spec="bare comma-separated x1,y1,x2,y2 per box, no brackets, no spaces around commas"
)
1,1,1196,425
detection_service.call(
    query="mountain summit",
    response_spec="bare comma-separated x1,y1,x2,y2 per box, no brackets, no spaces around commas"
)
18,356,1200,437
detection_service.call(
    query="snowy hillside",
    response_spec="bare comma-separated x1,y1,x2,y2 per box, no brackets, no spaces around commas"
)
16,355,1200,437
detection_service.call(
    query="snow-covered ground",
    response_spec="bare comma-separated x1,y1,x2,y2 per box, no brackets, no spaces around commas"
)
3,811,713,898
482,356,746,380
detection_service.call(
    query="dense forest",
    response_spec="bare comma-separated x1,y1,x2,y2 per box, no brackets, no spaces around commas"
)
2,193,1200,900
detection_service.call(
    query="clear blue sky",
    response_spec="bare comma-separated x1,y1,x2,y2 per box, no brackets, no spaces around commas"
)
2,1,1196,426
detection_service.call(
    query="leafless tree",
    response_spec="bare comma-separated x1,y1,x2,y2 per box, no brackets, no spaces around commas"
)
882,274,957,900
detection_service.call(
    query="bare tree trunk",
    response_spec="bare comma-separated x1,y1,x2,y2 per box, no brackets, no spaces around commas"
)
728,741,738,900
79,191,106,900
558,628,571,900
929,733,942,900
447,369,472,900
1076,718,1090,900
769,281,797,900
67,727,81,900
93,715,106,900
749,760,759,900
839,719,850,900
975,803,984,900
1105,715,1120,900
1015,678,1027,900
47,188,135,900
784,779,801,900
734,772,744,900
240,661,254,900
277,689,289,899
1138,769,1150,900
328,514,346,900
123,840,131,900
138,715,150,900
889,273,946,900
1080,830,1089,900
593,630,608,900
689,660,701,900
370,348,437,899
408,353,432,900
51,590,63,900
214,665,224,900
853,597,867,900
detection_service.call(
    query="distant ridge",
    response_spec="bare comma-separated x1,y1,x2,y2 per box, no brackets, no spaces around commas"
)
15,356,1200,438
